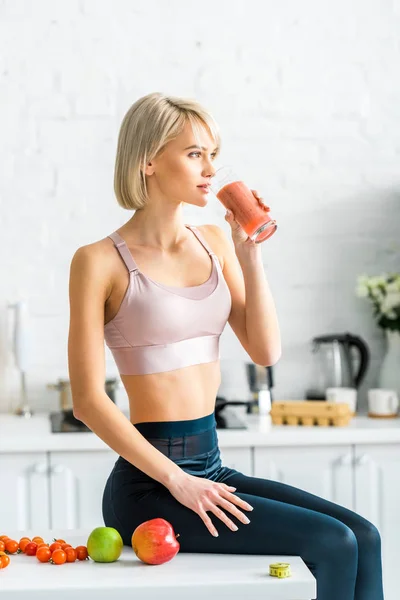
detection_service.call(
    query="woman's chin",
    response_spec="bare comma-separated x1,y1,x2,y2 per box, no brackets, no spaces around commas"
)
187,195,209,208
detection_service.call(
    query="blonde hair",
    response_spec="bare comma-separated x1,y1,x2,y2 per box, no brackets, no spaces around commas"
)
114,92,221,210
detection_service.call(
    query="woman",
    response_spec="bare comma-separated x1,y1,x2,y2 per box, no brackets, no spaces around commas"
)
68,92,384,600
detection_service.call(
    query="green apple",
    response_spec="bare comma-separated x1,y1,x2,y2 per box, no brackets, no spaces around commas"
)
87,527,123,562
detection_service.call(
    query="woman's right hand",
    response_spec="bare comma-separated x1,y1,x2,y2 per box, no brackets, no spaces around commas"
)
166,472,254,537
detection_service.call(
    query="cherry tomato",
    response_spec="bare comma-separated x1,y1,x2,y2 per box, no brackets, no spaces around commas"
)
36,546,52,563
75,545,89,561
5,539,19,554
0,535,9,542
60,543,72,551
37,543,49,549
54,538,66,545
18,537,31,553
0,554,10,569
65,547,77,563
51,549,66,565
49,542,62,553
25,542,38,556
32,536,44,545
0,541,4,552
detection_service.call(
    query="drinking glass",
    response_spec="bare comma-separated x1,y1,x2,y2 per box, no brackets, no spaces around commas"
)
210,166,277,243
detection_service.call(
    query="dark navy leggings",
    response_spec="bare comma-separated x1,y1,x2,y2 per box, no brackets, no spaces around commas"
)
102,412,384,600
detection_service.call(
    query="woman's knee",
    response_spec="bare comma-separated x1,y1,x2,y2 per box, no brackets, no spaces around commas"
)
316,520,358,564
354,517,381,553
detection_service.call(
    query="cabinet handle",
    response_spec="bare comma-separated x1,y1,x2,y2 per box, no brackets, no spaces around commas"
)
356,454,369,466
339,453,352,466
32,462,48,475
51,465,65,475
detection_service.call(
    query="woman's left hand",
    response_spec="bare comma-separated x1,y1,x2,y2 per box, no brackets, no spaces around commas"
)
224,190,270,250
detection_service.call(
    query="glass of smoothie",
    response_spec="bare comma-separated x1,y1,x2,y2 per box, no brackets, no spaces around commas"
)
210,166,277,243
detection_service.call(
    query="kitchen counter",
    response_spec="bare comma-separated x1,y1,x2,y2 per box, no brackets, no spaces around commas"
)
2,530,316,600
1,409,400,453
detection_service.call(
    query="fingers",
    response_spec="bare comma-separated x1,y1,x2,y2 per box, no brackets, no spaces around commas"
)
207,502,240,532
198,506,219,538
215,497,251,527
196,483,255,537
203,487,254,534
250,189,270,211
219,485,254,512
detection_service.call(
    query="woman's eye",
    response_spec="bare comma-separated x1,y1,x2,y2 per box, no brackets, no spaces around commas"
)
189,152,217,160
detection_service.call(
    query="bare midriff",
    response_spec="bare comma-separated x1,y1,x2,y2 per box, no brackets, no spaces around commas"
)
120,361,221,425
104,225,225,425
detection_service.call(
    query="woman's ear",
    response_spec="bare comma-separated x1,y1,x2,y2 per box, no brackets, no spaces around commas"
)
144,161,155,176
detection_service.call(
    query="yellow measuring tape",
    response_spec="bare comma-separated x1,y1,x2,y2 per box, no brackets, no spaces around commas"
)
269,562,291,578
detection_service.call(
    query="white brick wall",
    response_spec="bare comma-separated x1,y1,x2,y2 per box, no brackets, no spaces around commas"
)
1,0,399,414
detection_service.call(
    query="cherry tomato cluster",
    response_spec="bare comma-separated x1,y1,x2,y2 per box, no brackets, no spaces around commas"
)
0,534,89,568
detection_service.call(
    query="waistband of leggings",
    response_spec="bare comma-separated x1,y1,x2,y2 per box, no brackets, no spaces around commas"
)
133,411,216,438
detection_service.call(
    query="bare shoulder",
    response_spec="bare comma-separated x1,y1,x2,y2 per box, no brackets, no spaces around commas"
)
69,237,116,299
196,224,232,270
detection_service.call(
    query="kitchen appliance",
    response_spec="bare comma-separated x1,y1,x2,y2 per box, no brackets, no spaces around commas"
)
49,394,249,432
305,332,370,401
8,300,33,417
246,363,274,415
48,378,121,431
47,378,121,412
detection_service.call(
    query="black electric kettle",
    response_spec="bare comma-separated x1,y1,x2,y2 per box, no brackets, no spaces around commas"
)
305,332,370,400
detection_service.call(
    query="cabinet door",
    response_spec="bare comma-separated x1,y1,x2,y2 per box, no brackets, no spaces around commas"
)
253,445,353,509
219,448,252,476
49,451,118,530
0,452,50,530
354,444,400,600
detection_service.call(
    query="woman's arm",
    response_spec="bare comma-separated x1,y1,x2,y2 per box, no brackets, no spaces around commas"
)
67,244,184,488
236,246,281,365
205,223,281,366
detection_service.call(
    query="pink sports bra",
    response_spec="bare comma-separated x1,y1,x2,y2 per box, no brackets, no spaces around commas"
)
104,225,232,376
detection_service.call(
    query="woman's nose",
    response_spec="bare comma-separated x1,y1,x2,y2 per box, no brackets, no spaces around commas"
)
204,162,216,178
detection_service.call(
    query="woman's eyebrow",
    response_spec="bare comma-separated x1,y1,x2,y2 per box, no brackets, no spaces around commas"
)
184,144,219,151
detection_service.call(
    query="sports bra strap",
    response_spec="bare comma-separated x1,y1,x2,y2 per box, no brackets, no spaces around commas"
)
186,225,216,257
108,232,139,273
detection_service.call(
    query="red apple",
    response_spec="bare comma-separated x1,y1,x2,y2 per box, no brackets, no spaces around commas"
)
131,518,180,565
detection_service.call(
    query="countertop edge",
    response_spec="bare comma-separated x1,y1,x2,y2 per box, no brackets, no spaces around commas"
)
2,411,400,452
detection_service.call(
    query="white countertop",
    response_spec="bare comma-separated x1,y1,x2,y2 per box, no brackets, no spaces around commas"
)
2,530,316,600
1,409,400,453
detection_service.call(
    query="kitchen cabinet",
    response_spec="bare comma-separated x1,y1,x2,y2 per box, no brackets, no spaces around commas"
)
0,452,50,530
353,444,400,600
49,448,252,529
1,448,253,532
49,451,118,530
254,444,399,600
219,447,252,475
253,445,353,509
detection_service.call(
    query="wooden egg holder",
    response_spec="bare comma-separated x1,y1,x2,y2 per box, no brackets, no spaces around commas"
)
270,400,352,427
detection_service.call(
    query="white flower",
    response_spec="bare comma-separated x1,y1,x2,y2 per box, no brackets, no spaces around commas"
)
386,281,398,293
381,291,400,316
369,275,387,289
355,275,370,298
371,288,385,305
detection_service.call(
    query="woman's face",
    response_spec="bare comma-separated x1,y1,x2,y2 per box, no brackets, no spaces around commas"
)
145,121,219,208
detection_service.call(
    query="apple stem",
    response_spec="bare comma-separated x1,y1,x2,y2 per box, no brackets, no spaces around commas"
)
176,534,180,539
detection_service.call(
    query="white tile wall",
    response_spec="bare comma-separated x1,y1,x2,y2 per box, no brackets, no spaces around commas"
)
1,0,399,414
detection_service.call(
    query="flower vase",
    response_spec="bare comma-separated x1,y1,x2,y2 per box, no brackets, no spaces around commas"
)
378,330,400,396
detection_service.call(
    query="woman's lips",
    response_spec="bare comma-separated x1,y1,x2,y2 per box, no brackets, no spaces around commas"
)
197,185,210,193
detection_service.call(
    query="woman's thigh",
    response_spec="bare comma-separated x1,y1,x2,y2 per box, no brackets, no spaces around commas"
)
103,464,356,559
214,467,368,533
103,464,360,599
216,468,382,562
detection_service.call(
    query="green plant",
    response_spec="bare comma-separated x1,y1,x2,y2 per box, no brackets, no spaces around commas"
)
356,273,400,332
